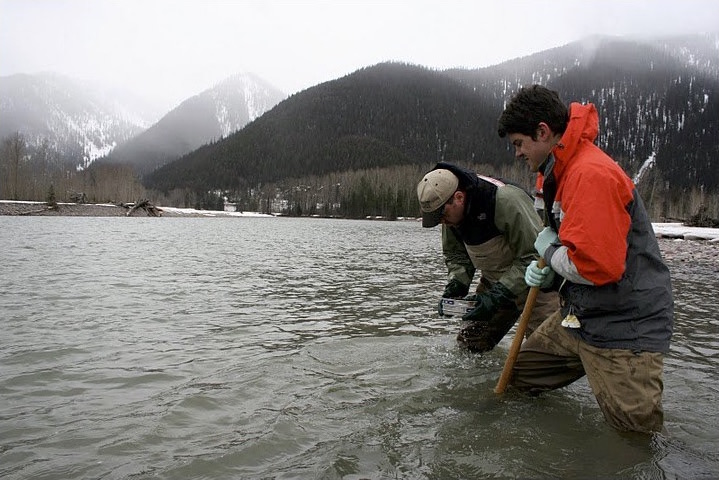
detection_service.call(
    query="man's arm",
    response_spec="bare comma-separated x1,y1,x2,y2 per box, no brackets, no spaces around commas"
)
494,185,543,296
442,225,475,289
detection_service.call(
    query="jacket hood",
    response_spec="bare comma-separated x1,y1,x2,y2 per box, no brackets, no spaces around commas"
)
552,103,599,178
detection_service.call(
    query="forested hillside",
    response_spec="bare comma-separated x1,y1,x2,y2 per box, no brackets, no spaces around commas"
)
447,36,719,193
143,34,718,221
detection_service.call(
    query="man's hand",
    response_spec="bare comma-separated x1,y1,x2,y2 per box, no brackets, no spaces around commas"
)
461,282,516,323
438,279,469,316
442,278,469,298
525,260,555,288
534,227,559,258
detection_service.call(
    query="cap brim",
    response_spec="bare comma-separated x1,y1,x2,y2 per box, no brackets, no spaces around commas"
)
421,208,443,228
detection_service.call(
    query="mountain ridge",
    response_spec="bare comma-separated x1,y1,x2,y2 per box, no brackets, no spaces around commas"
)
99,72,286,175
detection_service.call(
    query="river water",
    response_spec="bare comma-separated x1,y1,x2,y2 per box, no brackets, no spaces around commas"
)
1,216,718,479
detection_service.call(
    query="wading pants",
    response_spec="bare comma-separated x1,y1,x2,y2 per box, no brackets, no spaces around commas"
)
510,310,665,433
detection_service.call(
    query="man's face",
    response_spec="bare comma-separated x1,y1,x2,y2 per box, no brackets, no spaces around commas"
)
508,125,555,172
440,191,465,227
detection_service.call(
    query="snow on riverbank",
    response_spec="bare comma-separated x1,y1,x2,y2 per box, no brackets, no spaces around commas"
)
158,206,274,218
653,223,719,242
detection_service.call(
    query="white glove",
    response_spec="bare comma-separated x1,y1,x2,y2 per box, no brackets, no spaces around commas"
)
525,260,555,288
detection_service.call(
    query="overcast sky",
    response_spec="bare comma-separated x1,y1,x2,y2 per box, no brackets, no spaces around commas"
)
1,0,718,111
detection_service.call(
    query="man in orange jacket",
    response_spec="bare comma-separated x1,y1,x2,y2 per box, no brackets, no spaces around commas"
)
497,85,674,433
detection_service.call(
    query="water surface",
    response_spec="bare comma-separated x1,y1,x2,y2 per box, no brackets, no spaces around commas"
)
1,217,718,479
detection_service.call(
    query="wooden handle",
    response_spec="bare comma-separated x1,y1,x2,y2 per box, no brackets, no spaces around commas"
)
494,258,546,394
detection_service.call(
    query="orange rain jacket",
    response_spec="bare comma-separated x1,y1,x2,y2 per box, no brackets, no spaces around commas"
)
543,103,673,352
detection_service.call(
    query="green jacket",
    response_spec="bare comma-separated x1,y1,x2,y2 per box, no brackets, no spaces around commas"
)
439,164,542,297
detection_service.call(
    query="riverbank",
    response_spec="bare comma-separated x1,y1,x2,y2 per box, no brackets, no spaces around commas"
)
2,200,719,243
0,200,273,218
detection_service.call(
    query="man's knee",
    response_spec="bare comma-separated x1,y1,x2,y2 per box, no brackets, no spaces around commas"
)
594,389,664,433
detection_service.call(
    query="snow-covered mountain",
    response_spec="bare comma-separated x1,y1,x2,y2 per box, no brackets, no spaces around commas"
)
0,72,286,175
0,73,154,167
101,73,286,175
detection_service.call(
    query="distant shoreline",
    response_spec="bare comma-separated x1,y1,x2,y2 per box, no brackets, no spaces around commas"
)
1,200,718,243
0,200,409,221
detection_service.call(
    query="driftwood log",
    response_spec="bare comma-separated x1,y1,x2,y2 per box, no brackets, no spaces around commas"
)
19,205,56,215
68,191,87,203
119,199,163,217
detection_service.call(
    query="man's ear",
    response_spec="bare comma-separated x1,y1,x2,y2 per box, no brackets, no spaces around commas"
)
536,122,552,141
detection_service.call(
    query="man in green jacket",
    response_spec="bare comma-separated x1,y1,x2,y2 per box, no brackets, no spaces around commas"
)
417,162,557,352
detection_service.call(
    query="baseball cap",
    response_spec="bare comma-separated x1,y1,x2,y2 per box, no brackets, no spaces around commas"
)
416,169,459,227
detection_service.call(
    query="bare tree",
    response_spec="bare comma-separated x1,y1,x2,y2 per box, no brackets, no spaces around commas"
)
1,132,25,200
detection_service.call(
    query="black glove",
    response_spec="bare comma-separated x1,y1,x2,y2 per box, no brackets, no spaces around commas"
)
442,279,469,298
461,282,516,323
438,279,470,316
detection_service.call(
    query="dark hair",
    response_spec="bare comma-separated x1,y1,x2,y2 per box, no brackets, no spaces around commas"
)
497,85,569,139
